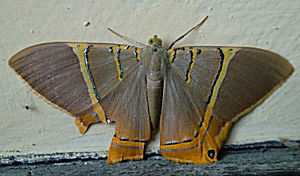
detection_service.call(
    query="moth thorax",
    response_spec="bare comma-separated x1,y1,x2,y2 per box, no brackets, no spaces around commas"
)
150,53,161,72
145,46,167,81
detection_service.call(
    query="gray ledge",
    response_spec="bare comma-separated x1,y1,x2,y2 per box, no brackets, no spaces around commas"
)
1,141,299,176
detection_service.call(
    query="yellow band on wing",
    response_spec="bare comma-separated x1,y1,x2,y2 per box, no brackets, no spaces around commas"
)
207,48,239,110
185,49,199,84
112,46,123,82
203,48,239,149
68,43,99,104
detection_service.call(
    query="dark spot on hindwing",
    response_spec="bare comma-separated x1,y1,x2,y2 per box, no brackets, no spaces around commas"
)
208,150,215,159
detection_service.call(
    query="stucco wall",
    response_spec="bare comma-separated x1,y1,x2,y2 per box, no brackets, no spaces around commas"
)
0,0,299,160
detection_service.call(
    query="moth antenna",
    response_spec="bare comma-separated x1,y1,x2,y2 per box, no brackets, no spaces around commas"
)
168,16,209,50
107,28,147,47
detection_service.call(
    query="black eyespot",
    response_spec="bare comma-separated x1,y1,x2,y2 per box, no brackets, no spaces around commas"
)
208,150,215,159
153,48,158,52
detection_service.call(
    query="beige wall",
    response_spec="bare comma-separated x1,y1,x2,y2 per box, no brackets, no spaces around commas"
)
1,0,299,160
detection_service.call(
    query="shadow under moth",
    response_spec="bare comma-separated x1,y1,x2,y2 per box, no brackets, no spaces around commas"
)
9,16,294,164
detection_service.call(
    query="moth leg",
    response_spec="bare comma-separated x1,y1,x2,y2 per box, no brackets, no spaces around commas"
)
75,103,107,134
107,135,146,164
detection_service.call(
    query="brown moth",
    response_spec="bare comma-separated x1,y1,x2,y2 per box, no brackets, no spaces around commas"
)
8,16,294,164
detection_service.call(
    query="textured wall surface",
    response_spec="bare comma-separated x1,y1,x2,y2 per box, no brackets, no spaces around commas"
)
0,0,299,159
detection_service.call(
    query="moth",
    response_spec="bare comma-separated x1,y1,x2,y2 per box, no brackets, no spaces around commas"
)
9,16,294,164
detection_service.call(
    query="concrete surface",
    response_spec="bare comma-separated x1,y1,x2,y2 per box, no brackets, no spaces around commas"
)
0,0,299,163
1,147,299,175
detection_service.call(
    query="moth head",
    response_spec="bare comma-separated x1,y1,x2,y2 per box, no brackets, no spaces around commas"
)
148,35,162,46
